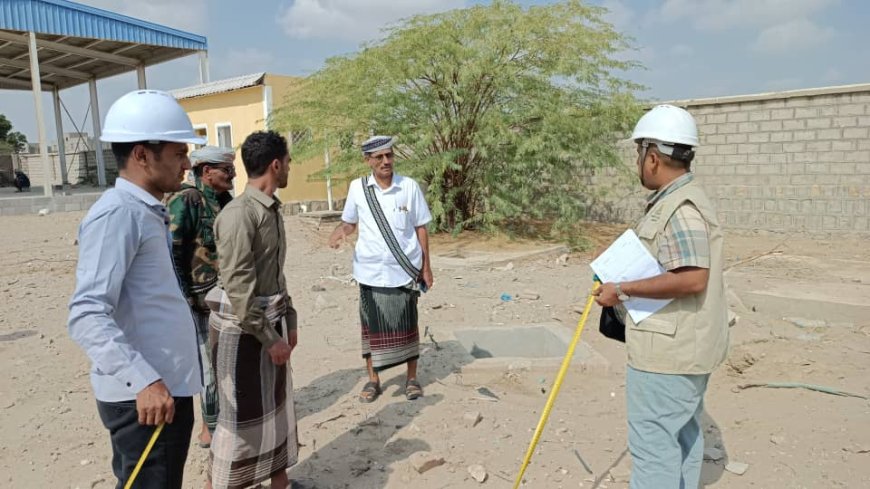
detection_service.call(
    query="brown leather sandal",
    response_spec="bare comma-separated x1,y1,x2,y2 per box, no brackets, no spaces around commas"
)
405,379,423,400
359,381,381,403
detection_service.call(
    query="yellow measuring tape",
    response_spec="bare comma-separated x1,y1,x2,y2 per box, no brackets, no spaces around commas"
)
123,422,165,489
512,282,600,489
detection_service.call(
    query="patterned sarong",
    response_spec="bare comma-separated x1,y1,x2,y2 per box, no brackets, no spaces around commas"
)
192,310,219,432
360,284,420,371
206,288,298,489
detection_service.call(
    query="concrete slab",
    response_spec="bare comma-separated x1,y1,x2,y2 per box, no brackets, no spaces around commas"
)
453,323,609,374
737,287,870,324
432,245,569,270
728,254,870,324
296,210,344,230
299,210,343,221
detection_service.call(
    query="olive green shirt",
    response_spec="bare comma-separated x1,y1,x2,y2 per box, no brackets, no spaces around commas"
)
214,185,293,347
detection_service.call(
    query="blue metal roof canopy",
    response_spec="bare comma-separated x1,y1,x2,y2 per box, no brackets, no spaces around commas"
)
0,0,209,195
0,0,207,90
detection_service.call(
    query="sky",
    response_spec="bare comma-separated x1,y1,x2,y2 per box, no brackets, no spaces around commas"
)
2,0,868,142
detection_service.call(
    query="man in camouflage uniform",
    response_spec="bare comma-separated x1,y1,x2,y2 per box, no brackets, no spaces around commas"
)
165,146,236,448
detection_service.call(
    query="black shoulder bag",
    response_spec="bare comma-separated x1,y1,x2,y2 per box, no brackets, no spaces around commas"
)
599,306,626,342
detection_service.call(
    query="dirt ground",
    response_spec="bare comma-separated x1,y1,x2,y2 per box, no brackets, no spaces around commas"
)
0,211,868,489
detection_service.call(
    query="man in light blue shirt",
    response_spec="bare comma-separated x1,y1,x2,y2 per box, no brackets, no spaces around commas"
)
68,90,205,489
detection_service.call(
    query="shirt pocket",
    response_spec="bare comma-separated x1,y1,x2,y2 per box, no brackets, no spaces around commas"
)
631,316,677,336
636,220,659,241
200,215,217,250
391,205,410,231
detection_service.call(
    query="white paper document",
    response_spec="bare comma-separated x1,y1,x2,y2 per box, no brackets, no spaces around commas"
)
590,229,672,324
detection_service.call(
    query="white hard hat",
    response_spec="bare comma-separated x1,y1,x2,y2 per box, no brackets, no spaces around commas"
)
101,90,206,144
631,104,699,148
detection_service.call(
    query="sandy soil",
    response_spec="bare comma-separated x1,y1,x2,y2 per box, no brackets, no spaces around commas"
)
0,212,868,488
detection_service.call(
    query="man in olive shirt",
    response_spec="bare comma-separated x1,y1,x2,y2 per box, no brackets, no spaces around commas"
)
207,131,298,489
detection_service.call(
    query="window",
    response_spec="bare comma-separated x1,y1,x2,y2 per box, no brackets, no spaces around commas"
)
216,123,233,149
193,125,208,149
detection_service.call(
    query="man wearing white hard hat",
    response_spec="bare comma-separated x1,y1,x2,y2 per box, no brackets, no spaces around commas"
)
164,146,236,451
68,90,206,489
593,105,729,489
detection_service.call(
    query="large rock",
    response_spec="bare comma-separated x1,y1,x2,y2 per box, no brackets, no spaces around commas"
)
463,411,483,428
609,467,630,483
410,452,445,474
314,294,336,311
725,461,749,475
703,447,725,461
468,464,488,483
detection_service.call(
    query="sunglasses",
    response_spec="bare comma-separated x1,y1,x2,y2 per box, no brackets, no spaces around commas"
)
208,165,236,175
367,152,394,162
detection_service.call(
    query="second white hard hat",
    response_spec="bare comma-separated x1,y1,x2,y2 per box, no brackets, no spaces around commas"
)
101,90,206,145
631,104,699,147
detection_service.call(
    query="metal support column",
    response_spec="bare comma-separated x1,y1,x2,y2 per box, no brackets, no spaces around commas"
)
28,31,53,197
52,86,68,189
199,50,209,84
324,146,334,211
89,78,106,188
136,64,147,89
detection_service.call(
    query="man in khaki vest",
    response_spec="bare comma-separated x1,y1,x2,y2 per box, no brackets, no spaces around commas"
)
593,104,729,489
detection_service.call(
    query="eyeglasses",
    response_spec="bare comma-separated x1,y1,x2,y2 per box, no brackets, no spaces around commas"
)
209,165,236,175
367,152,394,162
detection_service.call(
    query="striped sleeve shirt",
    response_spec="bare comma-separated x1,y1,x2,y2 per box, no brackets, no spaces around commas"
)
658,203,710,270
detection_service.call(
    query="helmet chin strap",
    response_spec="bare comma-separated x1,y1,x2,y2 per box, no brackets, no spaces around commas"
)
638,140,650,187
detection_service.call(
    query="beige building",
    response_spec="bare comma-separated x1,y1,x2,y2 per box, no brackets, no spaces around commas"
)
171,72,345,205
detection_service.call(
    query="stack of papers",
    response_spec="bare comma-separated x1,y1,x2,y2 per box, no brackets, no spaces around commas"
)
590,229,672,324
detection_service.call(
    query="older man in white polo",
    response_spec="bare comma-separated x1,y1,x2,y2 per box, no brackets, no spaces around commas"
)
329,135,434,403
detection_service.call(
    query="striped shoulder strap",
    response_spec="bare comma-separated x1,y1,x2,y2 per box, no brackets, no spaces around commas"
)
362,176,420,280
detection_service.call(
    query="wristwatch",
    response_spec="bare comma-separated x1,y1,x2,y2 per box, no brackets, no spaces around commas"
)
615,283,630,302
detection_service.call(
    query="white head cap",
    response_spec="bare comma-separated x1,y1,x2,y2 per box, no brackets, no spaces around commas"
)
361,135,395,155
190,146,235,168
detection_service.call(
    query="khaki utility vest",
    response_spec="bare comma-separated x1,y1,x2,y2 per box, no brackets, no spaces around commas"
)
625,180,730,374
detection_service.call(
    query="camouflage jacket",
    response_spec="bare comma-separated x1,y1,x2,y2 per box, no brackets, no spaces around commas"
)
164,177,232,312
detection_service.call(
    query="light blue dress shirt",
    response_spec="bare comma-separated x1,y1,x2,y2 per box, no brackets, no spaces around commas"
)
68,177,201,402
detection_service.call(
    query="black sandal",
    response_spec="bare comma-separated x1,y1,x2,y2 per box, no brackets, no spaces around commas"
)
359,381,381,403
405,379,423,400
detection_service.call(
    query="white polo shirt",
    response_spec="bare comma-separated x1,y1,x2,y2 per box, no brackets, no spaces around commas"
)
341,174,432,287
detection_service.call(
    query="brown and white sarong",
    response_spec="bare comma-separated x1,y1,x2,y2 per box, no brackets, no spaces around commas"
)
206,288,298,489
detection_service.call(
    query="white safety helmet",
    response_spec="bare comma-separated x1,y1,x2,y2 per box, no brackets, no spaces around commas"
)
631,104,699,159
101,90,206,145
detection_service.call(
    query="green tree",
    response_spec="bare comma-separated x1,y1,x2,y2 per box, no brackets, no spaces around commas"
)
6,131,27,153
275,0,642,234
0,114,28,153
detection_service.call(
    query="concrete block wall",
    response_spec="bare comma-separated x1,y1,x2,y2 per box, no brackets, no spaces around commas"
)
19,150,117,187
593,84,870,234
0,192,102,217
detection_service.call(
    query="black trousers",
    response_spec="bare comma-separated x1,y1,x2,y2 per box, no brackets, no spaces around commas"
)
96,396,194,489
